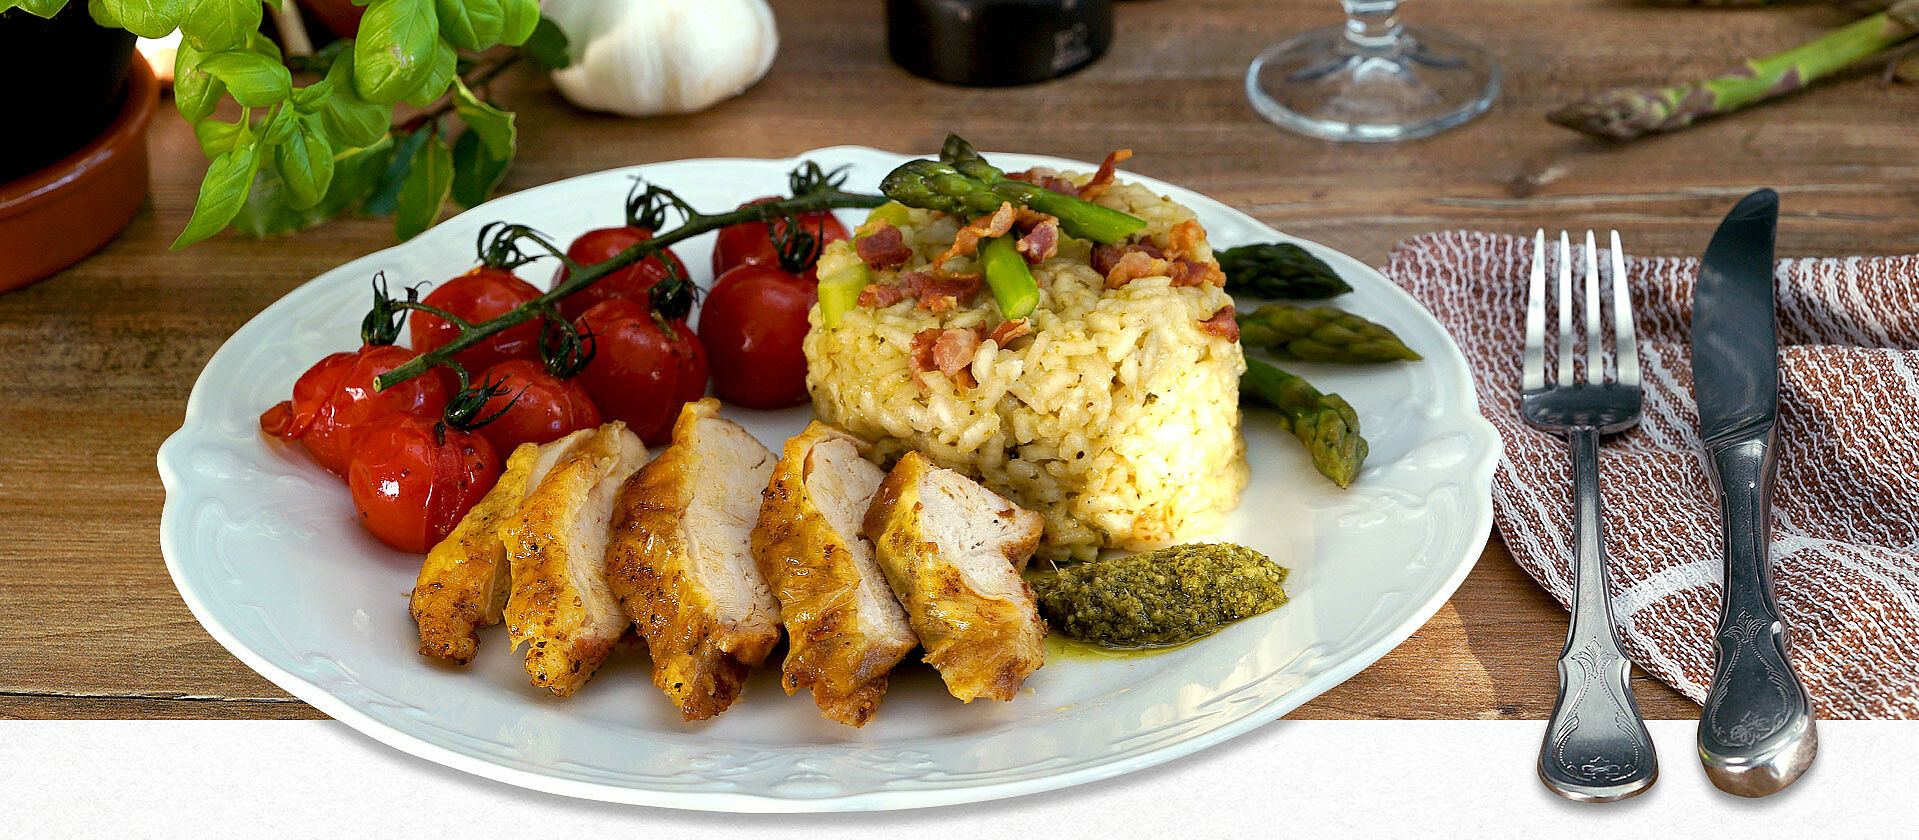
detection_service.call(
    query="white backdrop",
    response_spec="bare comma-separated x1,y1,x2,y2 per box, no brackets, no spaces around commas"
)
2,720,1910,835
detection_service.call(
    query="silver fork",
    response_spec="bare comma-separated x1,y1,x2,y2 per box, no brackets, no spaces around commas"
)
1524,230,1658,803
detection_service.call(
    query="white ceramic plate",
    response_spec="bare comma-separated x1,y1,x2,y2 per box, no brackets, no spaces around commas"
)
158,147,1499,812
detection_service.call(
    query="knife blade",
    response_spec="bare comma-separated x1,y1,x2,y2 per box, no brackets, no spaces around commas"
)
1691,188,1817,797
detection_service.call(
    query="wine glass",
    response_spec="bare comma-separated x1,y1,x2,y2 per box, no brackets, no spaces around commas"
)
1246,0,1500,142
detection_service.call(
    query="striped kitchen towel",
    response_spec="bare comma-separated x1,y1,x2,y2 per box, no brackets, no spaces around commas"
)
1387,231,1919,719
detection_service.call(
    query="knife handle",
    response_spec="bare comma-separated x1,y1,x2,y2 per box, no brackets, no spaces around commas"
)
1699,430,1817,797
1538,426,1658,803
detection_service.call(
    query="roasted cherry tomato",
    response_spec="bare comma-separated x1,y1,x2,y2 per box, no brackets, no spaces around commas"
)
711,196,850,278
471,359,602,456
574,298,708,444
698,262,815,410
260,344,454,476
552,226,690,322
347,414,502,554
408,267,545,373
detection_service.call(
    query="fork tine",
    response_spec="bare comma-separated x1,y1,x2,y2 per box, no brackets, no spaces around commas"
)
1611,230,1640,387
1584,230,1604,384
1524,229,1547,391
1557,232,1574,387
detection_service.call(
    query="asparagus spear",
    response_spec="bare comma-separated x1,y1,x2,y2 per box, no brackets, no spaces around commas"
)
1216,243,1354,299
1241,359,1368,488
1237,303,1421,363
979,234,1040,319
882,143,1148,244
1550,1,1919,139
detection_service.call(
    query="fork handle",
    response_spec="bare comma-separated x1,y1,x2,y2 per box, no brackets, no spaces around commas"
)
1698,430,1817,797
1538,425,1658,802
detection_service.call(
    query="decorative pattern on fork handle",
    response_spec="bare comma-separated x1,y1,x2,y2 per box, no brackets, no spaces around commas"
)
1521,231,1658,803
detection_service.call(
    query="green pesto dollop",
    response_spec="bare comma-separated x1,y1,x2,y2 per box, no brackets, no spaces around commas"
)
1032,543,1289,648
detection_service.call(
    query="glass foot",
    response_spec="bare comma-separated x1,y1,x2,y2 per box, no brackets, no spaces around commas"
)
1246,24,1501,143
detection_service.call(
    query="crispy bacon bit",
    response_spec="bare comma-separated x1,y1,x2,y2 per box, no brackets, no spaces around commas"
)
1168,220,1206,261
1013,207,1054,228
988,318,1032,346
912,327,984,382
1008,169,1078,195
932,202,1018,267
858,284,904,308
854,222,913,269
899,270,982,305
1077,149,1133,201
919,295,957,312
1168,258,1227,287
1016,218,1059,264
1103,250,1171,290
1199,306,1239,341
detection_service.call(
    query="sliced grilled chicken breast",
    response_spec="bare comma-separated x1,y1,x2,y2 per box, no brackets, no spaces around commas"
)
410,437,566,664
604,399,782,721
502,422,649,696
864,451,1047,702
751,422,916,727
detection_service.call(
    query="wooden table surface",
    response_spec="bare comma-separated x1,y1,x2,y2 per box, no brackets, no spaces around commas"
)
3,0,1914,721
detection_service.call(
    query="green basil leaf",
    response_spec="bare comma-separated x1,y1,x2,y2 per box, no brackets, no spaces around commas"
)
291,78,333,113
394,132,454,241
361,126,432,217
498,0,540,47
236,136,397,236
174,43,227,123
88,0,185,38
318,46,392,147
180,0,262,52
450,78,514,159
192,118,243,159
274,113,336,210
354,0,438,105
173,136,264,248
260,103,298,145
12,0,71,19
519,14,569,69
449,126,512,209
200,49,293,107
247,30,283,64
434,0,503,52
401,40,456,108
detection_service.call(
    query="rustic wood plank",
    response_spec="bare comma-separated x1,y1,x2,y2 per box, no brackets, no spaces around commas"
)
0,0,1907,720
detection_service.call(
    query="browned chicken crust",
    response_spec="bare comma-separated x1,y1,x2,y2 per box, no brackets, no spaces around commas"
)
503,423,647,696
604,399,782,721
865,451,1047,702
409,441,545,664
751,422,917,727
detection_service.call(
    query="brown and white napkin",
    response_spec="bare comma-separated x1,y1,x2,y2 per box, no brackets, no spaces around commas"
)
1385,231,1919,719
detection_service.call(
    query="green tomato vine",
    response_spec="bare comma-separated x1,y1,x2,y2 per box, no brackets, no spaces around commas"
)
1,0,570,247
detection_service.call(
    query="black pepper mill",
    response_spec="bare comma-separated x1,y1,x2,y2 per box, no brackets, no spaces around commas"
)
885,0,1114,87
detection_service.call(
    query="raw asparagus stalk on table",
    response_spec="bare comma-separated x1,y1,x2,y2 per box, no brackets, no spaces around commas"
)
1550,0,1918,139
1240,359,1369,489
1236,303,1422,364
1216,243,1354,300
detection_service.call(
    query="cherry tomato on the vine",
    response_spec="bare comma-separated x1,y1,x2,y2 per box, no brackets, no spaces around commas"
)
710,196,850,278
409,267,545,373
346,414,502,554
553,226,689,322
260,344,454,476
573,299,708,444
698,262,816,410
471,359,602,456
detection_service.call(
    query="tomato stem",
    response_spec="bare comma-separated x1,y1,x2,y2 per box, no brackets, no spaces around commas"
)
373,181,885,391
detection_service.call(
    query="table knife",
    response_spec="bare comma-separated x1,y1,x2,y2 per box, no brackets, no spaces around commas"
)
1692,188,1817,797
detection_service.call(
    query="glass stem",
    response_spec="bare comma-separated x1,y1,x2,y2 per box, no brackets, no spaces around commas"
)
1340,0,1406,53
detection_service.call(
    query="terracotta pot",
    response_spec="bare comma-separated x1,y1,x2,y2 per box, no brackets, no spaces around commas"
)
302,0,364,39
0,4,137,183
0,52,158,294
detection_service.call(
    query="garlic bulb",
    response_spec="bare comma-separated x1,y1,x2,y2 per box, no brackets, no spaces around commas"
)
542,0,779,117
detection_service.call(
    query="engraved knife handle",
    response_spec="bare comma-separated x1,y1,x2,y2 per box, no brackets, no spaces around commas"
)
1538,426,1658,803
1699,432,1817,797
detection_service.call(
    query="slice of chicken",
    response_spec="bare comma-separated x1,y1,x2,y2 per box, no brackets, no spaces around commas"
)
751,422,917,727
864,451,1047,702
501,422,649,696
409,435,576,664
603,399,782,721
